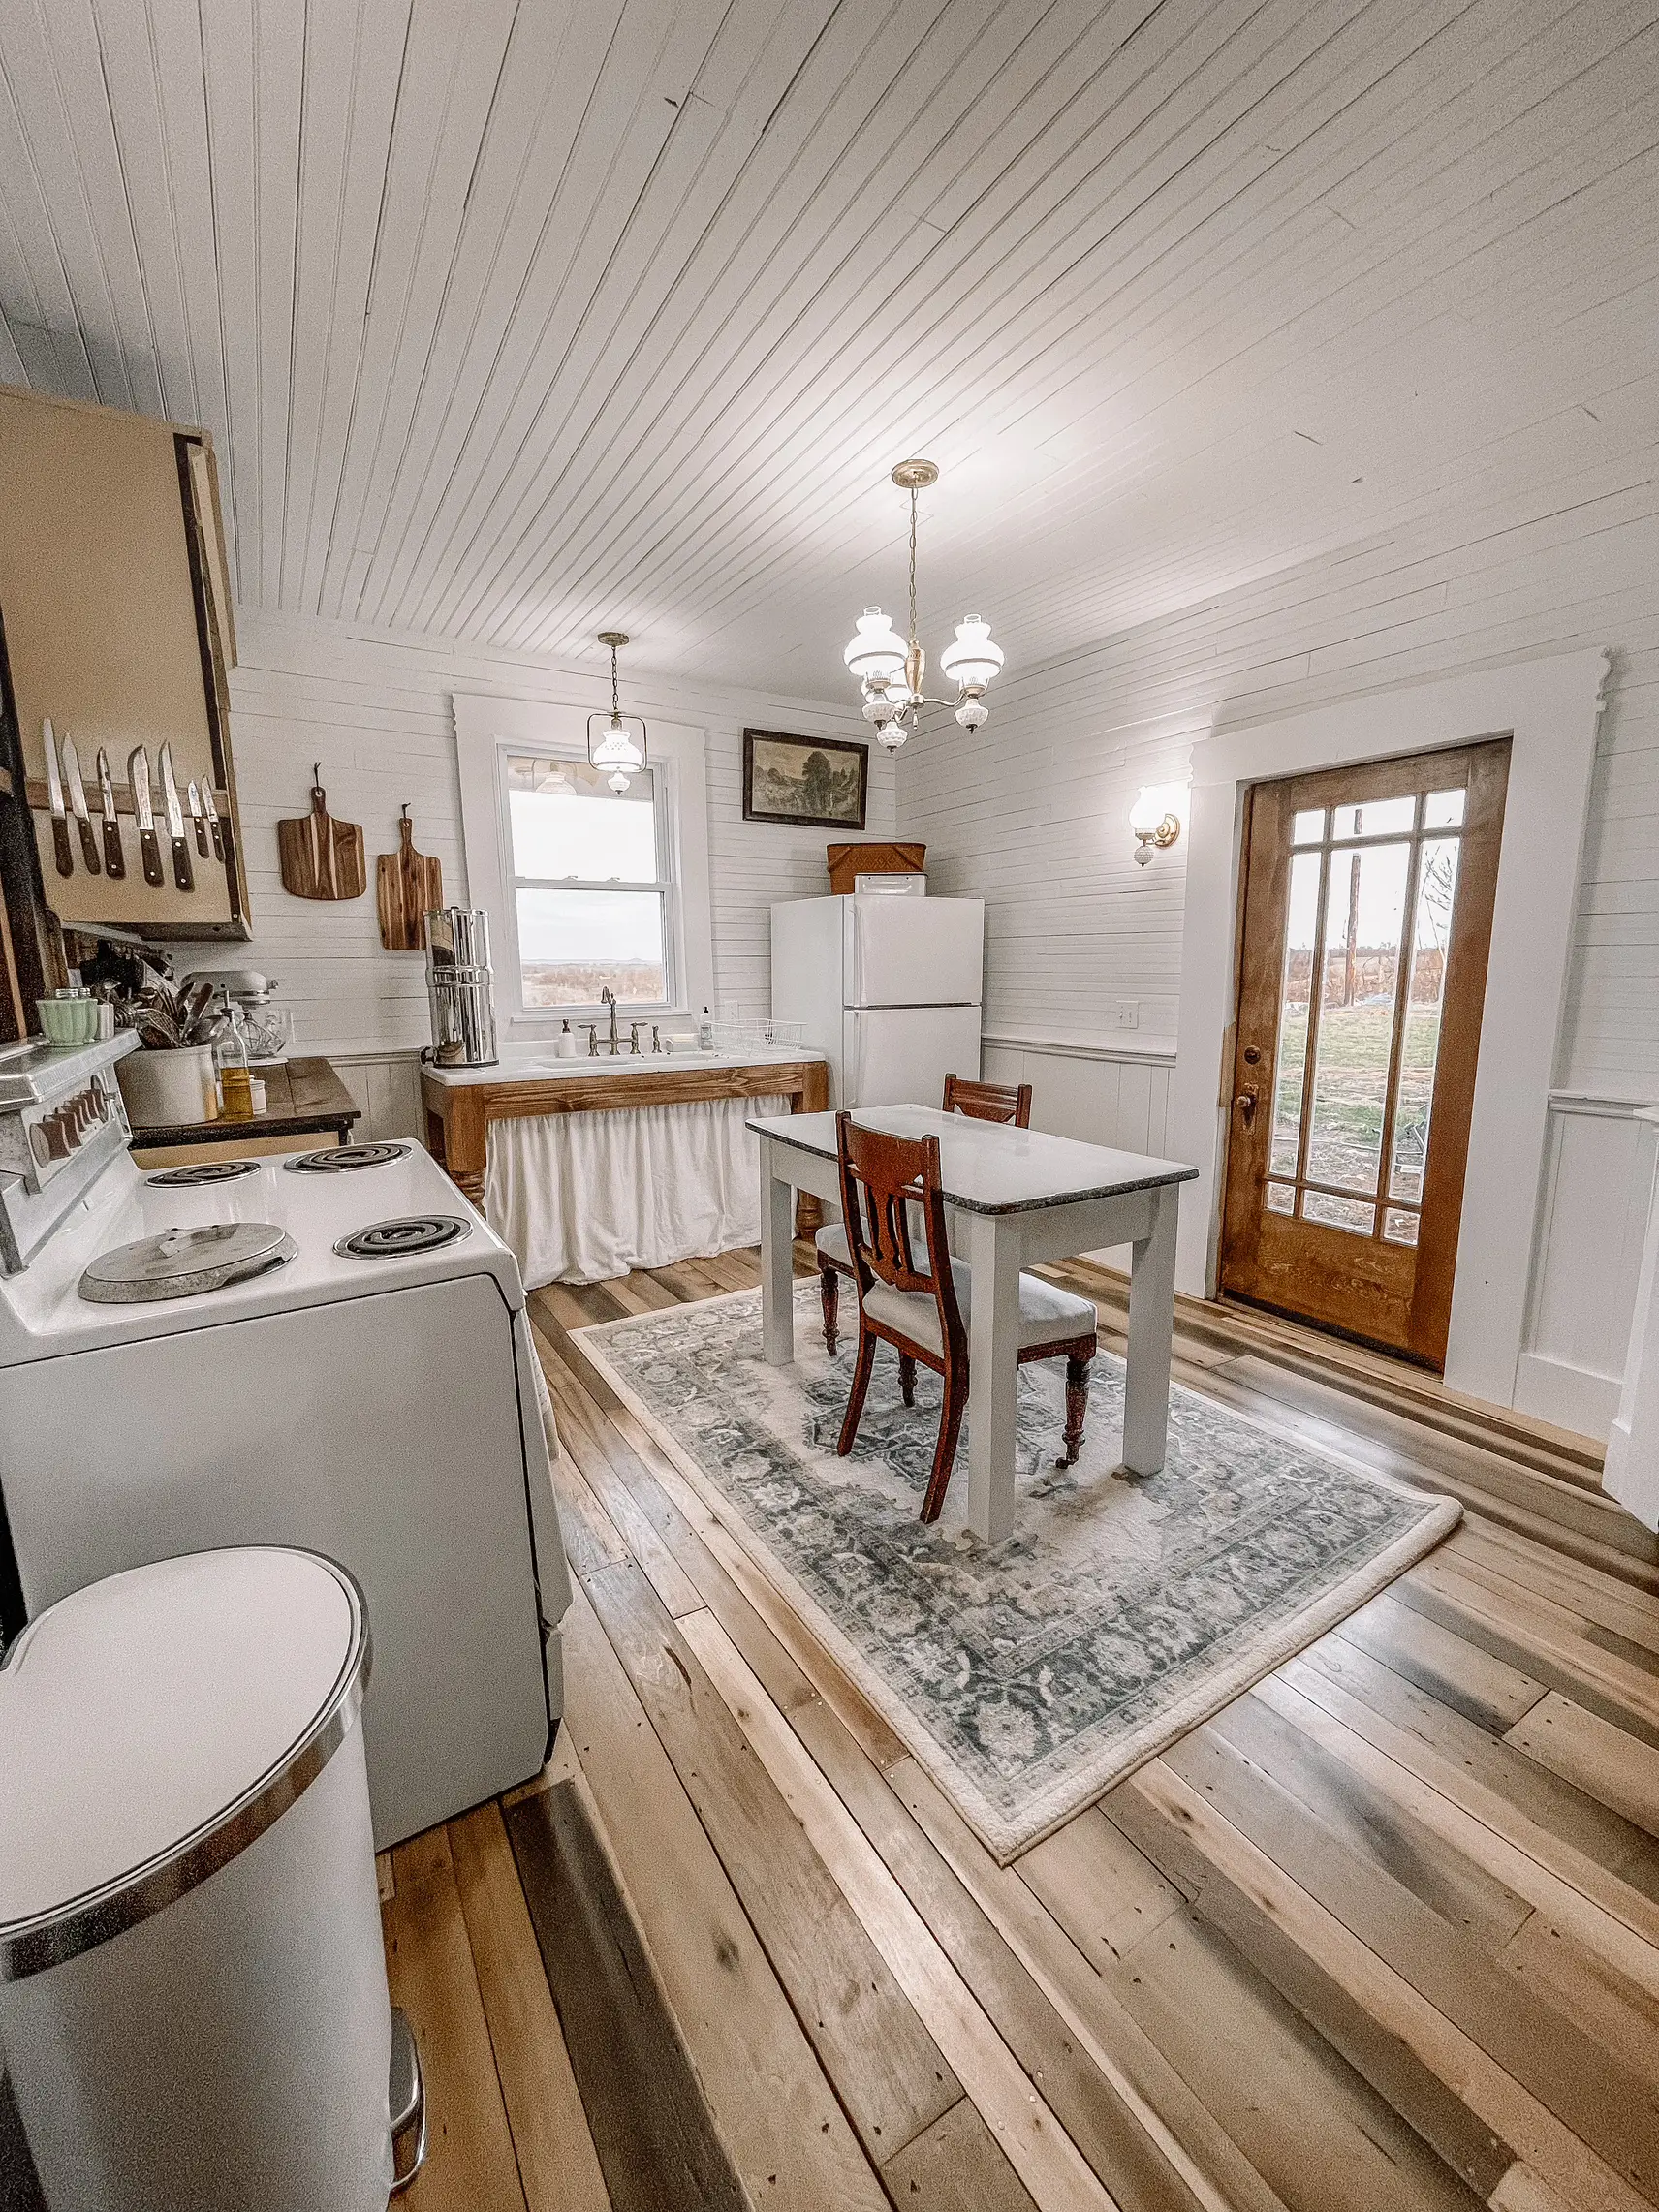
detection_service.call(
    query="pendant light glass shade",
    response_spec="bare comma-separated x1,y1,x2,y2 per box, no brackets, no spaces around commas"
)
588,713,645,790
938,616,1003,689
843,608,907,681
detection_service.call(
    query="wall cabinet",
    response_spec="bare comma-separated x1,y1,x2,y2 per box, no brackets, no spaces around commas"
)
0,385,249,948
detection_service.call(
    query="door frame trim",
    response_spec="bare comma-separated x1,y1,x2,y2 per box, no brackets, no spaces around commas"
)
1171,648,1611,1410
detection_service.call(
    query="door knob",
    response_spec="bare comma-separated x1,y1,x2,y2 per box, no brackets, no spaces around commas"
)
1235,1088,1258,1130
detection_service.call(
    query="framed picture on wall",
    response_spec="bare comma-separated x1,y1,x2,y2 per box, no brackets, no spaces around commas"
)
742,729,869,830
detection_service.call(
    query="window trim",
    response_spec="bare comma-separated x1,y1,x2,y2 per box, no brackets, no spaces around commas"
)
454,693,714,1038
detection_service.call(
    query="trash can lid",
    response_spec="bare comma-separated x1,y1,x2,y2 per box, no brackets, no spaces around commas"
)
0,1547,370,1980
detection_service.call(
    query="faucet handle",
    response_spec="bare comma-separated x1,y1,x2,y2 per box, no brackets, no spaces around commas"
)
651,1024,662,1054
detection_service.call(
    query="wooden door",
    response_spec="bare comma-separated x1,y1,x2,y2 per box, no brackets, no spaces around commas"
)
1219,739,1510,1367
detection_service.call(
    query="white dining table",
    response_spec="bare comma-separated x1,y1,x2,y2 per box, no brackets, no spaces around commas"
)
748,1104,1198,1542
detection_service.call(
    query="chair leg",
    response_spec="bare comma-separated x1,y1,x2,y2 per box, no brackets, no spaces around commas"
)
898,1352,917,1406
819,1262,839,1355
837,1326,878,1456
1059,1353,1091,1468
920,1366,967,1523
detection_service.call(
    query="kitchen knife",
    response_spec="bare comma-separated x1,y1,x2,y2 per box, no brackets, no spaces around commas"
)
96,749,125,879
43,719,73,878
159,744,194,892
201,781,225,863
187,780,210,857
128,746,166,888
60,737,102,874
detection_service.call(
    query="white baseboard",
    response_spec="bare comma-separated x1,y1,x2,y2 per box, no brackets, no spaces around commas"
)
1512,1351,1619,1444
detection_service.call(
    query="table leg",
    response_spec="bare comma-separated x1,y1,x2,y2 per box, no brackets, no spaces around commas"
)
965,1210,1020,1544
760,1143,798,1366
1124,1182,1178,1475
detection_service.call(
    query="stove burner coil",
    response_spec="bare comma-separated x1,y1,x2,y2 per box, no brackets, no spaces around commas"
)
146,1160,262,1187
285,1142,411,1174
335,1215,471,1260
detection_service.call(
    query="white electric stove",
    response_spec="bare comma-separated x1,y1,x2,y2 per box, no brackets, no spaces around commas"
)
0,1035,571,1851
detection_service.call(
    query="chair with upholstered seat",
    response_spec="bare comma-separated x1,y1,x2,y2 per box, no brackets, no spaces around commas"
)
816,1072,1031,1355
831,1112,1098,1521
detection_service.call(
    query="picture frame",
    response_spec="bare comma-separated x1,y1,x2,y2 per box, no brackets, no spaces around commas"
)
742,728,869,830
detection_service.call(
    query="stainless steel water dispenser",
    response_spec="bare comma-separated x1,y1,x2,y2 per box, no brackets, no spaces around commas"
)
424,908,498,1068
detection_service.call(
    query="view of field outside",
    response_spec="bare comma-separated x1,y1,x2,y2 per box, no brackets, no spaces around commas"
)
1268,827,1460,1239
507,757,669,1005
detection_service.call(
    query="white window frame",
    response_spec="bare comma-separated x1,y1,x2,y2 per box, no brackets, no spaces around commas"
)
453,693,714,1039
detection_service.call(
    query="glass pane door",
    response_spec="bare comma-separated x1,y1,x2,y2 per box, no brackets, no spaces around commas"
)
1221,743,1509,1367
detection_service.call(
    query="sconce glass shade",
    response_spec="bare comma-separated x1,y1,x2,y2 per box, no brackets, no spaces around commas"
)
1129,783,1187,837
938,616,1004,689
588,711,646,789
844,608,908,682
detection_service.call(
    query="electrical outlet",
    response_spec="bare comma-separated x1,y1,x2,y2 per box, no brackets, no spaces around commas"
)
1117,1000,1140,1029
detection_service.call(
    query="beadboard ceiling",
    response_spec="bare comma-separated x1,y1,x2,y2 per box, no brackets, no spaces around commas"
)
0,0,1654,696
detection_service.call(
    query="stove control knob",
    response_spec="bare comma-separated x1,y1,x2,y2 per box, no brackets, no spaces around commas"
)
29,1121,51,1168
39,1110,72,1161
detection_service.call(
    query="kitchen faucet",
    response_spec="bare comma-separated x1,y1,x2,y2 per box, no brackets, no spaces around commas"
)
600,986,620,1055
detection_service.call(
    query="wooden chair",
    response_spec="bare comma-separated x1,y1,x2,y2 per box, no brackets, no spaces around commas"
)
831,1112,1098,1521
817,1073,1031,1355
942,1071,1032,1126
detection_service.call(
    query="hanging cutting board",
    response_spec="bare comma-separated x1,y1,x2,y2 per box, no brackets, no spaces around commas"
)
376,805,444,950
278,766,366,901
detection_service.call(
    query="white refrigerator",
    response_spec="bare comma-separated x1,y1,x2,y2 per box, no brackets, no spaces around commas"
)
770,894,985,1108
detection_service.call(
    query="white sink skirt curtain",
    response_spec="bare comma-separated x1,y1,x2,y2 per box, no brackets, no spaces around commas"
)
485,1093,793,1289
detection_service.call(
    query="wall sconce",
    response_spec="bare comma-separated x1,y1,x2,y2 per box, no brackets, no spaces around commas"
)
1130,785,1187,867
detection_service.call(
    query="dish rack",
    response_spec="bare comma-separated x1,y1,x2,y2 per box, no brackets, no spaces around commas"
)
707,1016,807,1052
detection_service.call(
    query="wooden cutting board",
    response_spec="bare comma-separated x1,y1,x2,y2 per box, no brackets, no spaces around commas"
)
278,768,366,901
376,806,444,950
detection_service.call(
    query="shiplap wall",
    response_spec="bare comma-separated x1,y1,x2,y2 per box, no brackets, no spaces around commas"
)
902,481,1659,1433
159,608,889,1058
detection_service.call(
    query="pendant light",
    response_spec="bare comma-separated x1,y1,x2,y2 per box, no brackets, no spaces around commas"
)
588,631,647,794
843,460,1004,749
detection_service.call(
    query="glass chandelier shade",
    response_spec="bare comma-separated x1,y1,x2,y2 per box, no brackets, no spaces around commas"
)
844,608,908,682
588,631,647,794
938,616,1004,689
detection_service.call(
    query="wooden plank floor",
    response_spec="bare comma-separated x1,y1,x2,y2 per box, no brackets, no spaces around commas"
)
385,1247,1659,2212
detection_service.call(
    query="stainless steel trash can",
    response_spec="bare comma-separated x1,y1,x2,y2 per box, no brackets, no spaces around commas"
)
0,1547,403,2211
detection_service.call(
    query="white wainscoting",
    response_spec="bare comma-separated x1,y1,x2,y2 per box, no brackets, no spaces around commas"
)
1517,1093,1659,1441
981,1033,1177,1273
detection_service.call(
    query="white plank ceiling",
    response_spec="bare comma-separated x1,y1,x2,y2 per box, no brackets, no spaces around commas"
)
0,0,1654,697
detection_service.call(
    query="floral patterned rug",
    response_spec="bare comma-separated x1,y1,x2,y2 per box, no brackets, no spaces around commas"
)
577,1283,1460,1861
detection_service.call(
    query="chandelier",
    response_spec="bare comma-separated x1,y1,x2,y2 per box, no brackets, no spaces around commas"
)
843,459,1004,750
588,631,647,793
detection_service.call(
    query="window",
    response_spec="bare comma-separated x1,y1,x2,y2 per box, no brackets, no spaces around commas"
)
505,756,670,1009
453,694,715,1037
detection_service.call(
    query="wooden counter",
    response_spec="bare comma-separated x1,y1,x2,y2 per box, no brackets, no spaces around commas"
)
128,1056,360,1167
423,1054,830,1207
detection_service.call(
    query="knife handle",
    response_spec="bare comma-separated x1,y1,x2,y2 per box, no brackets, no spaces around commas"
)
139,826,165,888
50,817,74,877
194,817,210,857
76,819,102,874
171,835,195,893
102,820,125,879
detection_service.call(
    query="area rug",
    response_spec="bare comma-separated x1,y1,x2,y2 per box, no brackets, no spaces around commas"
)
576,1283,1460,1861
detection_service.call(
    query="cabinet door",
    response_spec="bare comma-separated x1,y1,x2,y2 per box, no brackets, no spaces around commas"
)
0,387,248,939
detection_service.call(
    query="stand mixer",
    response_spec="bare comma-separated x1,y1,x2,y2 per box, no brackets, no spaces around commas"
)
182,969,294,1064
